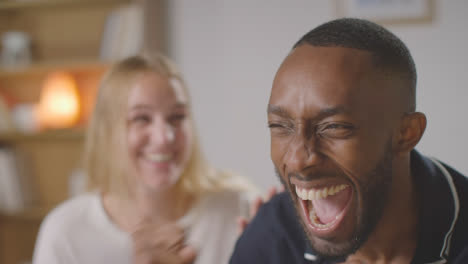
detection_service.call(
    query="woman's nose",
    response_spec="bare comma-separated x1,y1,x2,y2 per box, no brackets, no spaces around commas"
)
150,120,175,145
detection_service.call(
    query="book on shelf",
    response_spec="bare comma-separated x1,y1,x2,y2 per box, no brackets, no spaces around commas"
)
0,147,36,213
100,3,144,61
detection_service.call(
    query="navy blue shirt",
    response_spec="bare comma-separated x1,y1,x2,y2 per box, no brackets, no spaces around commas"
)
230,151,468,263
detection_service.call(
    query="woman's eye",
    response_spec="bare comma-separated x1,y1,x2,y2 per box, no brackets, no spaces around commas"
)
168,113,186,125
130,114,151,124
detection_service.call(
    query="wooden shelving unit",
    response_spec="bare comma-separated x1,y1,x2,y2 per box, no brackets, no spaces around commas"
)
0,60,108,77
0,128,84,143
0,128,86,264
0,206,51,221
0,0,129,10
0,1,169,263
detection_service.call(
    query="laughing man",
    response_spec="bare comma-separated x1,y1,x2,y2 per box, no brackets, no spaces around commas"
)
230,18,468,264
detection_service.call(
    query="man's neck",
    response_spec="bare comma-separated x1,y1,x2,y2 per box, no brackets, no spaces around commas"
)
346,156,419,264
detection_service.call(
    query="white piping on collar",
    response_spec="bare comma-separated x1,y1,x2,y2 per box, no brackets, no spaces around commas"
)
304,253,317,261
426,261,447,264
428,157,460,263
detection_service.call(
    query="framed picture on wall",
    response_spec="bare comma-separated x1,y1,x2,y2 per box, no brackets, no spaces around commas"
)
335,0,435,24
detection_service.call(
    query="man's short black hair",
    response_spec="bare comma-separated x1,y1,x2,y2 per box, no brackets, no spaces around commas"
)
294,18,417,111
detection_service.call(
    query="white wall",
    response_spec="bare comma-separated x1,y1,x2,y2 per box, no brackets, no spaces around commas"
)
168,0,468,190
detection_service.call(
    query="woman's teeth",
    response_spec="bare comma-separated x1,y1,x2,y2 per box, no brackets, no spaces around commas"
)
295,184,349,201
145,153,173,162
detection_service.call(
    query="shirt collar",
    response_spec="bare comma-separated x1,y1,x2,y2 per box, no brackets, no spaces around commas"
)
410,151,459,263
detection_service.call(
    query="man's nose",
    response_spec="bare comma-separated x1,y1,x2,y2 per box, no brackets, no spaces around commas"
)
284,130,322,173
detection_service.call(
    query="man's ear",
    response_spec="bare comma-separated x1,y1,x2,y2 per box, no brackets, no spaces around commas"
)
393,112,426,155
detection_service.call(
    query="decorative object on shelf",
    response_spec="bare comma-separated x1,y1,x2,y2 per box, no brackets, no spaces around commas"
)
335,0,434,24
0,31,32,67
36,71,80,130
0,147,34,213
100,3,144,61
11,103,38,133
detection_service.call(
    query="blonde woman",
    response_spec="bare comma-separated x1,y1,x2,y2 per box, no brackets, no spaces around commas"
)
33,53,259,264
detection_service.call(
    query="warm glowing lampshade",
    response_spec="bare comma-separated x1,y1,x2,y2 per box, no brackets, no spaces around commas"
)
37,72,80,129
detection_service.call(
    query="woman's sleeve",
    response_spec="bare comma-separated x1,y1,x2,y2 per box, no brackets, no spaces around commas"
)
32,211,73,264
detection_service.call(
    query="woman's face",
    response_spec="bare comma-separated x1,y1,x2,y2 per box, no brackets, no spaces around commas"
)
126,72,192,192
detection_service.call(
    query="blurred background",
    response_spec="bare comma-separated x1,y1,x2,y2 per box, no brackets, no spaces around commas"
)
172,0,468,191
0,0,466,263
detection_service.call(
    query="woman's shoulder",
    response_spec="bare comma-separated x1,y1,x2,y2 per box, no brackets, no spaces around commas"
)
33,193,101,259
40,193,99,233
33,193,130,263
196,189,254,217
210,170,259,201
206,188,252,203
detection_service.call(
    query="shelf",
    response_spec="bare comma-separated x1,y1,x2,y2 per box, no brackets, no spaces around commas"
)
0,128,84,143
0,0,130,11
0,60,109,79
0,206,51,221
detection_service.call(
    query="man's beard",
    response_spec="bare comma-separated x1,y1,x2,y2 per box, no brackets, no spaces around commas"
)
275,144,393,260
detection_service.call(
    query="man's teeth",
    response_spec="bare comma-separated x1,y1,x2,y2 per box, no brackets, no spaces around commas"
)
146,153,173,162
295,184,348,201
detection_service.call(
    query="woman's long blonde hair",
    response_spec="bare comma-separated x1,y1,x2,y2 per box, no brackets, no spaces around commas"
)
84,53,254,199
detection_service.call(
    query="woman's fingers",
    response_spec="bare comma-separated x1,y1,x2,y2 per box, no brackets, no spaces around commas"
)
236,216,249,234
266,186,279,200
178,245,197,264
249,196,264,219
132,222,197,264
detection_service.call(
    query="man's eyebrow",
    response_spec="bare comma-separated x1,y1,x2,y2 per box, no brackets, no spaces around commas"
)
316,106,348,119
267,104,349,119
267,105,291,118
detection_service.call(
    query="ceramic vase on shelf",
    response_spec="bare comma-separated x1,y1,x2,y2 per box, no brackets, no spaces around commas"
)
1,31,32,68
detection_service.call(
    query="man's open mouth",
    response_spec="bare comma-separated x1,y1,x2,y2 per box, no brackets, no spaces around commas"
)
295,183,353,234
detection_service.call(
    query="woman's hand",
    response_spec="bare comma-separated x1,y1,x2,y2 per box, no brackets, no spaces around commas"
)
132,221,197,264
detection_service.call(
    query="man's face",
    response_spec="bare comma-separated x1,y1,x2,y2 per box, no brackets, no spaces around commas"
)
268,46,400,258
